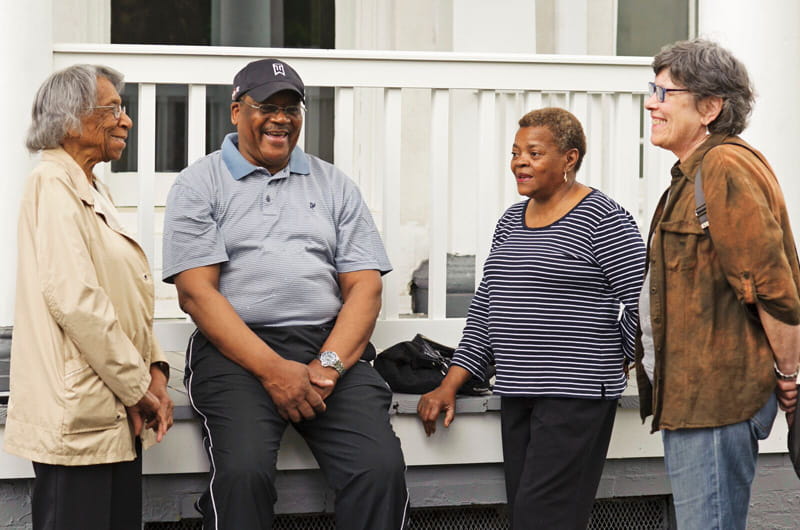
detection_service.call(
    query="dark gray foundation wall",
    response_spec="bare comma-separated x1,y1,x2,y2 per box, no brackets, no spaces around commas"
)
2,456,799,529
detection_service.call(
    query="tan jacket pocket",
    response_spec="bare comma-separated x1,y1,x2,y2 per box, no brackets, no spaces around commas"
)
63,359,124,434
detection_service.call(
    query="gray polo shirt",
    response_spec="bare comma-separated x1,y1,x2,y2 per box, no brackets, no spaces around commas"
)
162,133,391,326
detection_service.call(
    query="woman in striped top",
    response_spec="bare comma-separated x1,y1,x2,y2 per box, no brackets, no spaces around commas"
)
418,107,646,529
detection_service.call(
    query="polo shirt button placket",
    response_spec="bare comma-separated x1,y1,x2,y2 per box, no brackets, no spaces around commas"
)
263,175,275,214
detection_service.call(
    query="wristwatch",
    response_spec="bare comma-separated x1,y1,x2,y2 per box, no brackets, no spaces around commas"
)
318,350,346,376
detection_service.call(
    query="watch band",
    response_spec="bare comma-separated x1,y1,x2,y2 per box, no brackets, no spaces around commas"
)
151,361,170,381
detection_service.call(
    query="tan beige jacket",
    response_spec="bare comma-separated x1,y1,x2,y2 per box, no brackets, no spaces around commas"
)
4,148,167,465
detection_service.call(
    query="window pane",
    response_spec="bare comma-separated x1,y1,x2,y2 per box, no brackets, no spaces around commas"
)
617,0,690,57
206,85,236,155
303,86,334,163
155,85,188,172
283,0,335,49
112,0,211,45
110,84,189,172
111,83,138,172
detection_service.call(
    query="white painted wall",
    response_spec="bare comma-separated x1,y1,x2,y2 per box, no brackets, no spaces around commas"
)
554,0,588,54
0,0,54,326
52,0,109,43
586,0,617,55
451,0,536,53
698,0,800,233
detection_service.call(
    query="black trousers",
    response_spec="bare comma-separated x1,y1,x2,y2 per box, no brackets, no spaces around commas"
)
32,440,142,530
186,323,409,530
501,396,617,530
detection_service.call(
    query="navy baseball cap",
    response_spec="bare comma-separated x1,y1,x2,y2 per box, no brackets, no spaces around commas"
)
231,59,305,103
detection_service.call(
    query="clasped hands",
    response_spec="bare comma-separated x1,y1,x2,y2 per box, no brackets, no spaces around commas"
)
126,368,175,443
259,357,340,423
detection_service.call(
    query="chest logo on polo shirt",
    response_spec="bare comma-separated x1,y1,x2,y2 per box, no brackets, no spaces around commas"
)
309,202,316,209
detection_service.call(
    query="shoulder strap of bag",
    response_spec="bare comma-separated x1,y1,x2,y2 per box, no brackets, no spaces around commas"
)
694,142,767,236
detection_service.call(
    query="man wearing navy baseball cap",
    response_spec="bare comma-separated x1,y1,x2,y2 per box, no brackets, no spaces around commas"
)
162,58,409,529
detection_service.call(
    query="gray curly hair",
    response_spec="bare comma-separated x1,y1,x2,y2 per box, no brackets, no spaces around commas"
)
26,64,125,153
652,39,754,136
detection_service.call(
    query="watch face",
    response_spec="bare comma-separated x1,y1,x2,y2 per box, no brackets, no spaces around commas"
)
319,351,344,374
321,351,336,365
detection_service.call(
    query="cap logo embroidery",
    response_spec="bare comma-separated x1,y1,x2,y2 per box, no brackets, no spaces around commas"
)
273,63,286,76
232,85,239,99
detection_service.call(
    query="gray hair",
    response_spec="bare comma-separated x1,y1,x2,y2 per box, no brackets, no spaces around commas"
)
25,64,125,153
518,107,587,172
652,39,754,136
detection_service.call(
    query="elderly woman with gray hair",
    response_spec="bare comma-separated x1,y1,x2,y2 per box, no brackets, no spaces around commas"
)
4,64,174,530
636,38,800,529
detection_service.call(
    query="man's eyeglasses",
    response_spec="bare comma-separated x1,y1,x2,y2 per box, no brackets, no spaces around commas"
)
240,100,305,118
648,82,690,103
89,103,126,120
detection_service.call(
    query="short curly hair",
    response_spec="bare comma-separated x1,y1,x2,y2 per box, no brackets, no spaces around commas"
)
652,38,754,136
518,107,587,172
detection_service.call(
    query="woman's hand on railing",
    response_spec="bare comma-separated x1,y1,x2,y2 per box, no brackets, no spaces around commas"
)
417,365,473,436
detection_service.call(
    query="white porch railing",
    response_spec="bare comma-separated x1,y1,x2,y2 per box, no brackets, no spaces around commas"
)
52,44,675,345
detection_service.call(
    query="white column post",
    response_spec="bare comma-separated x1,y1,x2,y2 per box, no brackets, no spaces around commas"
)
554,0,588,54
452,0,536,53
0,0,53,326
698,0,800,234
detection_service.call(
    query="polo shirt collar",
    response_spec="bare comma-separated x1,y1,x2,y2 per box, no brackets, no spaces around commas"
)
221,133,310,180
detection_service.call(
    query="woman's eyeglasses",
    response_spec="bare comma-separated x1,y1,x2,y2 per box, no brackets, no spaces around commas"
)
648,82,690,103
89,103,127,120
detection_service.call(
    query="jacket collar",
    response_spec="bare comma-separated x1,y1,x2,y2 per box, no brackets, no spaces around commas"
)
40,147,98,206
674,133,733,182
39,147,130,236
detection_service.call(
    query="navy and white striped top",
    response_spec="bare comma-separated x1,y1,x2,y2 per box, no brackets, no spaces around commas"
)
452,190,646,399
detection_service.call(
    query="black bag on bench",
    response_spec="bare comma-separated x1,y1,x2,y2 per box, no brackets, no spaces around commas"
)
374,334,493,395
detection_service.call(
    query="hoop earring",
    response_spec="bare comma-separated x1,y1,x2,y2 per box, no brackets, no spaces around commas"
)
563,171,567,183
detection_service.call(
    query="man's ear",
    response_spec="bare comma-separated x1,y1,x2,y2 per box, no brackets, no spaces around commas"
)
230,102,240,126
699,96,723,127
